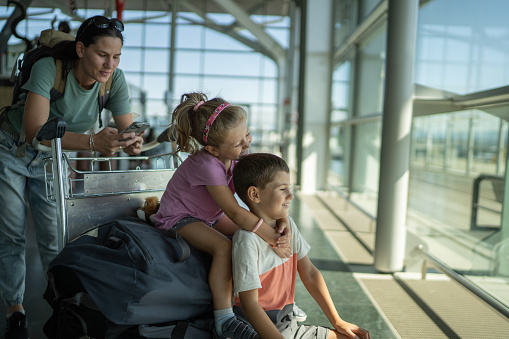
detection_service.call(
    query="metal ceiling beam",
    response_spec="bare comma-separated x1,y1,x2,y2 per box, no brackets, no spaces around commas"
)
178,1,277,61
451,86,509,107
0,9,53,21
212,0,285,62
413,84,509,119
0,0,33,50
36,0,85,21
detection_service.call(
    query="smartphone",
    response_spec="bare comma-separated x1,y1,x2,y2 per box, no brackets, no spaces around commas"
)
119,122,150,141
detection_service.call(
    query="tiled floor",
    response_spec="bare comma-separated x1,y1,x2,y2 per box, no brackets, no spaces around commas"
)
289,195,397,338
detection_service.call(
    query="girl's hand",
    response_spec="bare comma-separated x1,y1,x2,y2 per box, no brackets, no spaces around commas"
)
273,246,292,258
275,218,291,248
272,218,292,258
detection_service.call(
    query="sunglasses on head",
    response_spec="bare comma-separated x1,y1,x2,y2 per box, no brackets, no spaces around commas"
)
76,16,124,42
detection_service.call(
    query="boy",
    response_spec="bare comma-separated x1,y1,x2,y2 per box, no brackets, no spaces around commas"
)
232,153,371,339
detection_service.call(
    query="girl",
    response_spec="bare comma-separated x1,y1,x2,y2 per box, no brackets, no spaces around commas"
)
0,16,143,339
154,92,291,339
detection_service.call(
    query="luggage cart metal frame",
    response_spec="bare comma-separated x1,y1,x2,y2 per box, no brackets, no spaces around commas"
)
39,118,179,249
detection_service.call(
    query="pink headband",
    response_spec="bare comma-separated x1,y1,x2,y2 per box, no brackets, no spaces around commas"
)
203,102,230,144
193,101,204,112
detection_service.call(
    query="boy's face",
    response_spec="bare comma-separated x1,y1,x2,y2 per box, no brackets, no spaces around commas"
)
256,171,293,223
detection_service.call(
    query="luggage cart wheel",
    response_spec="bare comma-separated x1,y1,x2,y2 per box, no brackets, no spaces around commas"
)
36,117,67,141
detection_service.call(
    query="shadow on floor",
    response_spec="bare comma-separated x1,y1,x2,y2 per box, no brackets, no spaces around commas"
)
290,195,397,338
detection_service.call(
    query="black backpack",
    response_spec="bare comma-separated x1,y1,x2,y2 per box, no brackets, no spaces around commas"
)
10,28,113,114
43,217,214,339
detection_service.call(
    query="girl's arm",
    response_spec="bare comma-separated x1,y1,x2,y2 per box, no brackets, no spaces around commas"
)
207,185,291,256
297,256,371,339
238,289,284,339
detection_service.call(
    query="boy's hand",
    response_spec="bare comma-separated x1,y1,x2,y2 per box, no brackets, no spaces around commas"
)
333,320,371,339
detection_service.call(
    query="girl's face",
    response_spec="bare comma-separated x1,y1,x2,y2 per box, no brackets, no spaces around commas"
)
75,36,122,89
211,119,252,164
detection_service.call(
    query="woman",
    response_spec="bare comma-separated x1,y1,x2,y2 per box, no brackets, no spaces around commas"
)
0,16,142,339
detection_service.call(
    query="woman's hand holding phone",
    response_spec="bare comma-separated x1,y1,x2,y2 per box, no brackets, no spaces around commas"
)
119,122,150,141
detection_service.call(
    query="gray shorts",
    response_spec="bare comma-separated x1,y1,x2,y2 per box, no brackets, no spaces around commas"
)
287,325,330,339
172,217,217,231
234,305,329,339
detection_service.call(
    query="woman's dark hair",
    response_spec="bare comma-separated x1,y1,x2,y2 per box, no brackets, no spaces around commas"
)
75,16,124,47
47,16,124,73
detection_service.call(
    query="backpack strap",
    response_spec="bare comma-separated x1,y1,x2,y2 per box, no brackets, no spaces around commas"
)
50,59,66,102
98,76,112,111
97,75,113,128
171,321,189,339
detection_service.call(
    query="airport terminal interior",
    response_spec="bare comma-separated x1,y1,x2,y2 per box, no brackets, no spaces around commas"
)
1,0,509,338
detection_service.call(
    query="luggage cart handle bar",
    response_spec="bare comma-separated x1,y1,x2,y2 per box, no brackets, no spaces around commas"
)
36,118,68,250
34,125,174,153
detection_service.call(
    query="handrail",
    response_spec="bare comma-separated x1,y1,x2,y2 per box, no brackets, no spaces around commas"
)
417,245,509,319
470,174,503,231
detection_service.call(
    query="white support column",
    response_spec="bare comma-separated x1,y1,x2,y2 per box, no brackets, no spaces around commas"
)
374,0,419,272
298,0,333,193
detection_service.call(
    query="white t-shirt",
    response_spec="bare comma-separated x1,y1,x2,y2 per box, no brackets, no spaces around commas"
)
232,216,310,312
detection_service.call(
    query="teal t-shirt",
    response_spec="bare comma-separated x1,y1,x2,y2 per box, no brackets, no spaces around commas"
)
7,57,131,134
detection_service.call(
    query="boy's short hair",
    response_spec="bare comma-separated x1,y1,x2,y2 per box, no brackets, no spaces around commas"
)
233,153,289,204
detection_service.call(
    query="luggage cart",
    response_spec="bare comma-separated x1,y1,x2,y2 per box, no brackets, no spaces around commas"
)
36,118,180,249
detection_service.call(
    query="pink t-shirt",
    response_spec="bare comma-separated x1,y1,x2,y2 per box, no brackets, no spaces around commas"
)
154,148,236,230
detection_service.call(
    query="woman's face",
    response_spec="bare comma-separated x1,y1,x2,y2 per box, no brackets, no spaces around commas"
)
75,36,122,88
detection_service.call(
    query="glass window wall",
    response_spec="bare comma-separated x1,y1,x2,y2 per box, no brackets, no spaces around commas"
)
356,23,386,117
416,0,509,94
411,0,509,309
331,60,351,122
0,4,286,152
330,0,509,310
333,0,358,48
359,0,382,19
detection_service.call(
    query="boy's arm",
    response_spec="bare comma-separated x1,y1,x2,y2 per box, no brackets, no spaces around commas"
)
207,185,291,257
238,289,284,339
298,256,371,339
